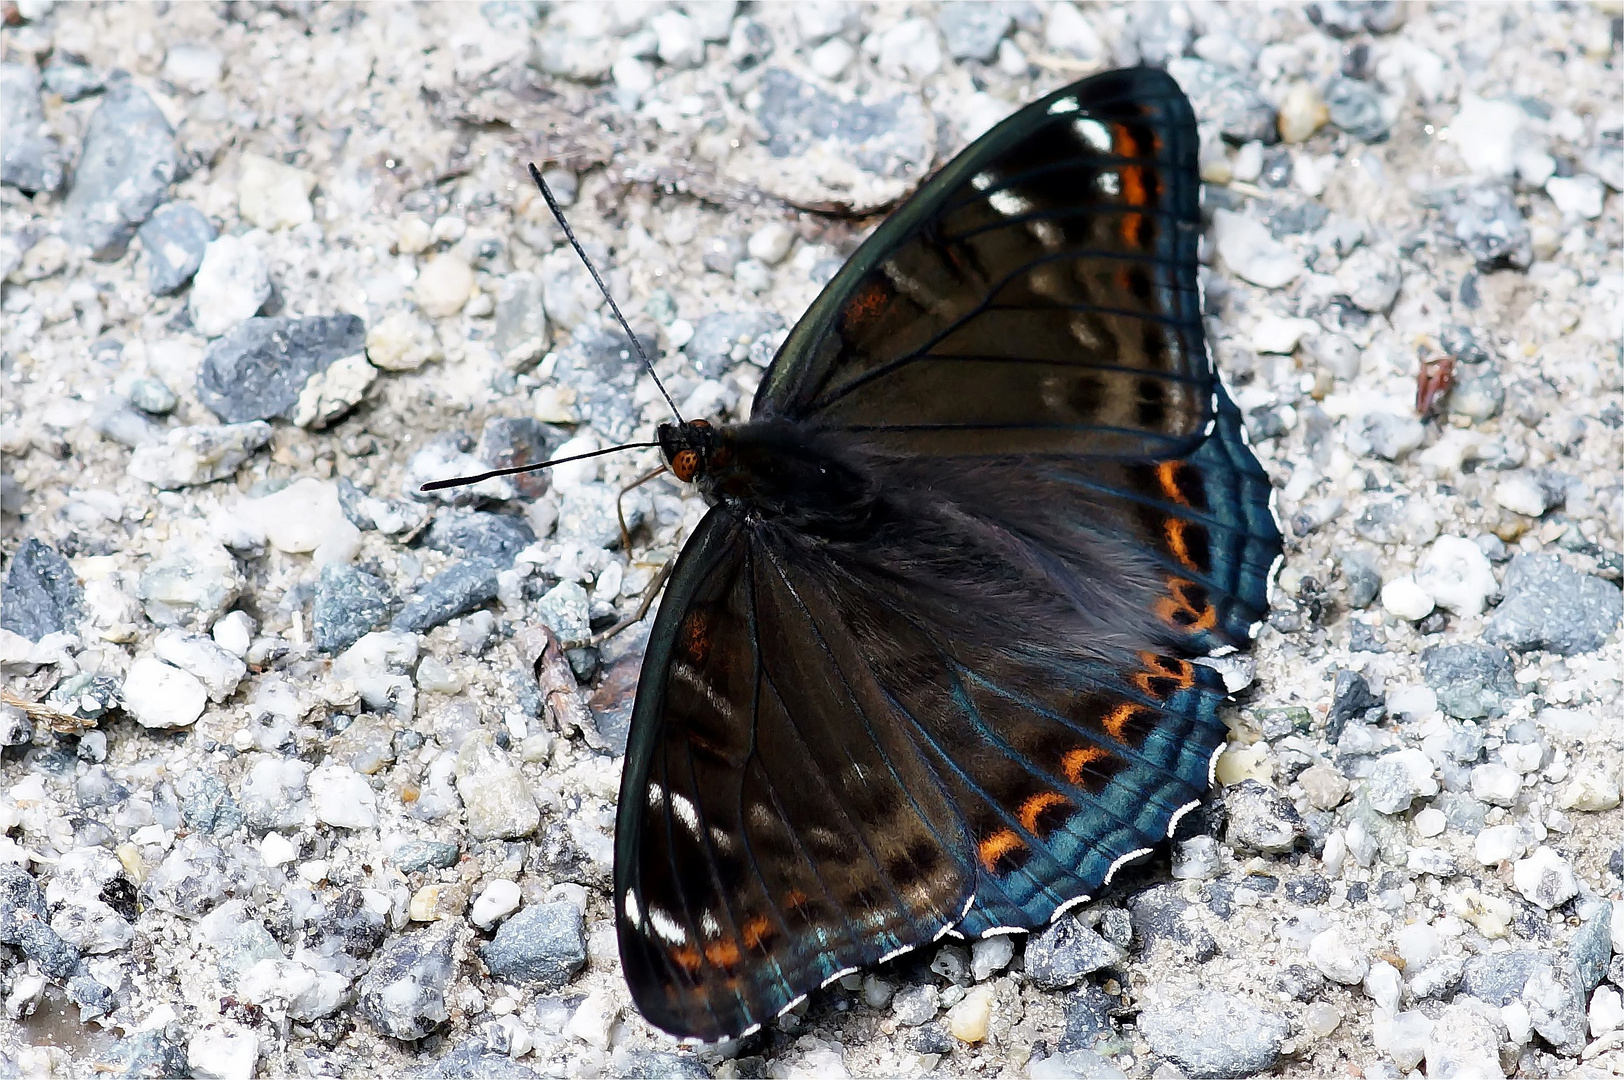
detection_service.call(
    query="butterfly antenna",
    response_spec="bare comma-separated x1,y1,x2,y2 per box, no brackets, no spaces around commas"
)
419,441,661,493
528,162,684,424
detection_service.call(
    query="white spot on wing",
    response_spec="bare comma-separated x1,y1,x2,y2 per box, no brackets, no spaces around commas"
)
648,907,688,945
670,792,701,838
747,802,774,830
1050,894,1091,921
700,910,721,937
987,189,1031,217
1097,172,1121,196
821,966,860,988
1207,743,1226,785
647,782,664,810
708,825,735,854
879,944,916,964
1072,116,1113,151
624,891,642,928
1166,799,1203,837
980,925,1028,938
739,1023,762,1039
1103,847,1154,887
777,993,808,1017
1048,97,1081,115
971,170,995,191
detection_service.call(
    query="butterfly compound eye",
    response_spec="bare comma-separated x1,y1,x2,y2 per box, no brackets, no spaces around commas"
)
671,449,701,482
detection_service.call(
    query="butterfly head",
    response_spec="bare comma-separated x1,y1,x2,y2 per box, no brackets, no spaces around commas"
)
658,418,720,484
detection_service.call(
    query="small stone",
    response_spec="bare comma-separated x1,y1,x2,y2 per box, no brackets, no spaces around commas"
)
945,984,994,1043
1410,956,1465,1000
1426,999,1505,1079
1299,764,1350,810
1250,315,1315,354
188,235,271,338
198,314,368,423
136,201,216,296
309,764,378,829
1483,554,1623,656
940,2,1013,62
1339,549,1382,609
356,924,456,1040
135,542,241,633
186,1023,257,1080
732,257,771,293
1278,81,1328,142
651,10,704,68
1358,412,1425,460
332,631,418,721
1030,1050,1127,1080
1555,768,1621,812
391,840,461,875
127,377,178,416
1591,986,1624,1037
1414,536,1496,617
1513,846,1578,910
1129,884,1217,962
1044,2,1107,64
365,310,440,372
1,539,83,642
1431,180,1532,272
312,563,392,653
1422,643,1517,720
481,901,586,989
746,222,795,266
415,254,475,318
391,560,500,634
1337,246,1402,313
491,272,550,371
236,153,315,231
470,879,521,930
727,17,774,70
241,478,362,566
1380,576,1434,621
1366,749,1439,815
1309,928,1369,985
567,987,620,1049
1212,209,1304,289
875,18,944,81
1493,473,1551,518
1413,807,1447,837
1138,990,1288,1079
122,656,207,729
1025,916,1123,989
1407,847,1456,877
892,984,940,1027
970,934,1014,981
1324,76,1389,142
1,63,65,194
455,733,539,839
62,80,178,258
153,628,245,701
1225,779,1306,853
1545,174,1606,220
1475,823,1523,864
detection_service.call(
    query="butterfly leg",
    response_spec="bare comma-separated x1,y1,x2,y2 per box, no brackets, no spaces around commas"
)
617,465,669,552
562,558,676,649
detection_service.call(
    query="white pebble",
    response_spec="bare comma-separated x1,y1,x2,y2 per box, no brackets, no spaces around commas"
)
1469,764,1522,807
1386,685,1439,722
747,222,795,266
1492,473,1550,517
1546,174,1605,220
809,36,855,79
651,10,704,68
309,764,378,830
1394,923,1440,970
1414,536,1496,617
187,1023,259,1080
1308,928,1369,984
471,879,522,929
1364,960,1403,1013
1045,1,1107,64
1512,845,1577,909
1380,576,1434,621
237,153,315,231
1212,209,1306,289
154,628,246,701
240,478,361,567
1413,807,1447,837
415,254,474,318
365,310,440,372
945,984,994,1043
189,236,270,338
1250,314,1315,354
1502,1000,1532,1045
396,213,432,255
566,987,620,1048
970,935,1015,981
122,657,207,729
162,42,225,92
1556,768,1621,811
415,655,464,695
259,832,296,865
211,610,254,658
1591,986,1624,1038
1448,96,1528,178
876,18,943,80
1474,823,1523,865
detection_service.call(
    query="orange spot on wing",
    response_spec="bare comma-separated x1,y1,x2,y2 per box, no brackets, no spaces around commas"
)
1018,791,1071,835
1156,575,1218,632
671,945,703,974
1102,701,1149,740
678,609,712,665
845,280,889,331
1164,518,1196,570
1133,652,1196,699
1062,745,1109,784
705,938,742,969
978,829,1024,872
741,914,773,951
1155,460,1191,504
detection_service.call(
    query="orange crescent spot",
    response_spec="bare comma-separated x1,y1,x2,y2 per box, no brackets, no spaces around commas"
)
741,914,773,951
1164,518,1196,570
1133,652,1196,698
1018,791,1071,835
1120,164,1148,207
845,281,889,331
978,828,1024,872
1103,701,1147,739
1156,575,1219,632
1062,745,1109,784
705,938,742,970
1155,460,1191,505
671,945,703,974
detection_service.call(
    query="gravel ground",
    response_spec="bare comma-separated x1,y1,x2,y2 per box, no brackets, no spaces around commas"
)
2,2,1622,1078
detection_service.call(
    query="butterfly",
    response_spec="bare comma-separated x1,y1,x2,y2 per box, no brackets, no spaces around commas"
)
610,66,1282,1042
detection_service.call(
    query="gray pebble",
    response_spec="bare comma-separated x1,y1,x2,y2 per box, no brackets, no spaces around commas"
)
536,580,590,642
1058,985,1116,1052
424,510,535,567
313,563,393,653
357,923,457,1040
1330,670,1385,733
91,394,164,448
1309,1,1406,36
136,201,216,296
142,836,237,917
1,539,84,642
175,769,244,835
1166,59,1275,144
1138,990,1288,1079
103,1028,190,1079
42,58,105,102
1024,915,1122,990
479,901,586,990
1224,779,1306,854
1447,362,1504,420
727,18,774,71
700,234,747,276
0,63,66,194
475,417,566,501
607,1048,711,1080
1408,955,1464,999
552,326,653,443
939,3,1013,62
62,78,179,259
391,559,500,634
1483,553,1623,656
1571,902,1612,993
491,272,550,372
756,66,933,178
1338,548,1382,609
1433,790,1487,832
1429,181,1533,271
196,314,367,424
685,310,787,375
1324,76,1389,142
891,983,940,1026
128,377,179,415
390,840,462,875
1128,884,1218,963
